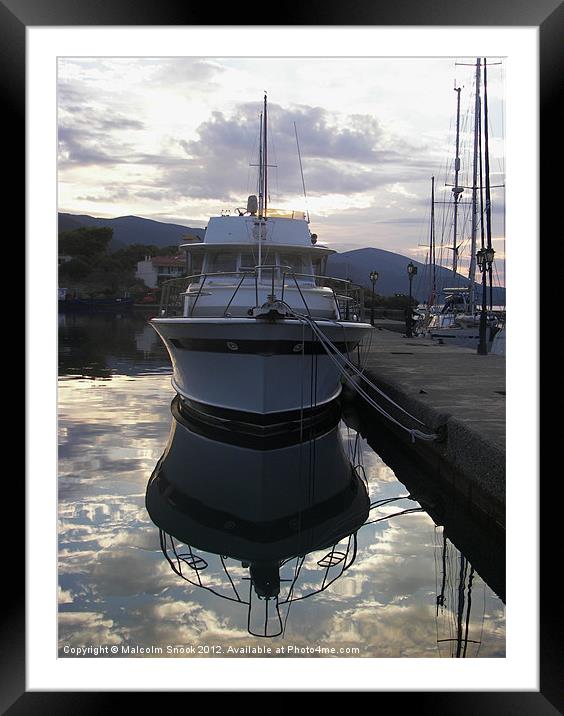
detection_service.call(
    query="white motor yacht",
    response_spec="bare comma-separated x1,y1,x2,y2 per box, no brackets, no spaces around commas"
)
151,97,371,420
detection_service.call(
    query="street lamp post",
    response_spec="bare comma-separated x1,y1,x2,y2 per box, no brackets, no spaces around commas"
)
369,271,379,326
406,262,418,337
476,247,495,355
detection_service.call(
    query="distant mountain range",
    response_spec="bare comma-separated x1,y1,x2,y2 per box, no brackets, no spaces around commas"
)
58,212,505,302
326,247,506,304
58,213,205,251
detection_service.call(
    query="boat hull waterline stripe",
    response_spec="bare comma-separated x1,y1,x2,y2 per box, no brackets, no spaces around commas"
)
169,337,358,355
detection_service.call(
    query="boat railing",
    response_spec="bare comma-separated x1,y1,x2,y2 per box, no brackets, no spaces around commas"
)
158,268,364,320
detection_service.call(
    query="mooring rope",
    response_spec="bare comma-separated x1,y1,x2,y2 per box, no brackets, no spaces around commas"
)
280,305,439,443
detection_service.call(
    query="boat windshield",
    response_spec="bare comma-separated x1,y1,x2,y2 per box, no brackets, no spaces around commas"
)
194,248,322,286
278,252,312,276
201,251,239,283
206,251,237,273
441,293,468,313
239,250,258,271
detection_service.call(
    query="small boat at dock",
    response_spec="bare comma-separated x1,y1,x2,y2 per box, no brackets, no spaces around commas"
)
58,288,133,313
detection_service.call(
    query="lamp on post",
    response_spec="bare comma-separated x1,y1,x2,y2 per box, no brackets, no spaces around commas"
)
369,271,379,326
476,247,495,355
406,262,417,337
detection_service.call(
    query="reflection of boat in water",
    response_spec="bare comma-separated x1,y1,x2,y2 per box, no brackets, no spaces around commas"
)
145,397,370,636
435,530,487,658
151,95,371,418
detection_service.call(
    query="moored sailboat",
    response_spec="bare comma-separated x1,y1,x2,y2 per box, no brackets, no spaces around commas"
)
417,59,505,350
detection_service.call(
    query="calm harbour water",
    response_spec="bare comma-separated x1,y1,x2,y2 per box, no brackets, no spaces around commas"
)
58,310,505,658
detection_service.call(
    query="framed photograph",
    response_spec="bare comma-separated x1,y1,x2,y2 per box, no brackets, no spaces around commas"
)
10,0,555,707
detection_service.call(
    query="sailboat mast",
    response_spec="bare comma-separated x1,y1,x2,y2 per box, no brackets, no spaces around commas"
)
468,58,481,315
483,59,494,309
430,176,436,305
263,93,268,219
452,85,462,275
257,111,263,280
258,112,264,218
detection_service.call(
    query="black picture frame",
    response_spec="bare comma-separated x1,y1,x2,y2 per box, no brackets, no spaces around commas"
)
11,0,557,709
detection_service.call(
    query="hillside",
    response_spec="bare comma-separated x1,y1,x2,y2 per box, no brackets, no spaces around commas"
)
327,247,506,305
58,213,205,251
58,213,505,302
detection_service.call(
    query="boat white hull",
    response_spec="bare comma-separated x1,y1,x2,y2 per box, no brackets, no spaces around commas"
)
428,326,483,348
490,327,505,355
151,317,371,415
428,325,500,350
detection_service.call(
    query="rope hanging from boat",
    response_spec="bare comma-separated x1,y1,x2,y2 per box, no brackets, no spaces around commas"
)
281,306,439,443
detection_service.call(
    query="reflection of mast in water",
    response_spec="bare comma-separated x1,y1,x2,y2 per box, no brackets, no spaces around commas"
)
435,528,483,657
146,397,370,637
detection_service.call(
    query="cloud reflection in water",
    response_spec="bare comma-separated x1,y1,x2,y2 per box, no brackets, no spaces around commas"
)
58,372,505,657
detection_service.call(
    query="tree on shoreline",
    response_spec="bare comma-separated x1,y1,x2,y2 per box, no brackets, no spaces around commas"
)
59,225,180,298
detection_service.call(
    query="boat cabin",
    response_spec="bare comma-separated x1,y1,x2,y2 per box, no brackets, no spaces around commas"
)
180,214,332,287
171,214,343,318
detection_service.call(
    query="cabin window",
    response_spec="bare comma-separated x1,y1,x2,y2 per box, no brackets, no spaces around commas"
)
278,252,314,285
278,253,311,276
191,254,204,275
238,251,257,271
206,252,237,274
311,255,326,278
185,252,204,283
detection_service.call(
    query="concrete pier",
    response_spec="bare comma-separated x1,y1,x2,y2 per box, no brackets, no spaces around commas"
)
348,327,506,527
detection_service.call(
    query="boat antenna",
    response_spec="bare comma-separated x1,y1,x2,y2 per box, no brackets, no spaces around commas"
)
468,58,481,316
451,84,462,274
294,121,310,223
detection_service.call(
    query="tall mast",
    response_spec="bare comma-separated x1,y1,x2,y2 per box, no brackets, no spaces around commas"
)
452,85,462,274
430,176,436,306
258,112,264,218
479,87,485,255
468,58,481,315
257,111,263,280
483,58,494,309
263,93,268,219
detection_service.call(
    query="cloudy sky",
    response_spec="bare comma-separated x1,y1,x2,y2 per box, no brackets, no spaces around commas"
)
57,56,505,273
